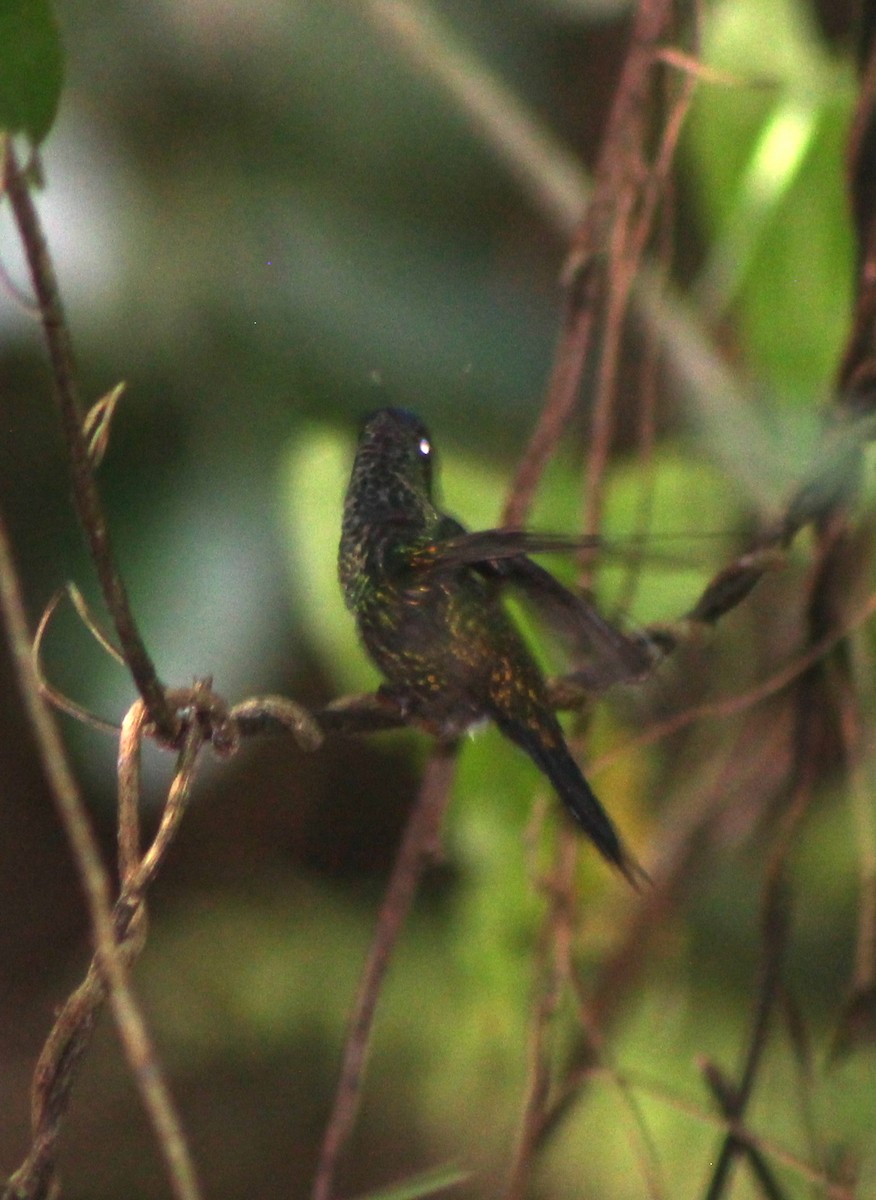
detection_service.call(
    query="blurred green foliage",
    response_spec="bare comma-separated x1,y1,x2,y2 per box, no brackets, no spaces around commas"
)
685,0,854,398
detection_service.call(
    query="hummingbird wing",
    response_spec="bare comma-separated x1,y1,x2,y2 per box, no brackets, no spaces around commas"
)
414,527,714,569
490,554,655,687
412,527,654,687
412,528,606,566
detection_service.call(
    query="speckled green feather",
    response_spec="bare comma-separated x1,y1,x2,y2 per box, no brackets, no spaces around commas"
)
339,407,643,884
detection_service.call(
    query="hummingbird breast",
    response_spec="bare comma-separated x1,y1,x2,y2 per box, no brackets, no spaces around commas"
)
352,542,552,740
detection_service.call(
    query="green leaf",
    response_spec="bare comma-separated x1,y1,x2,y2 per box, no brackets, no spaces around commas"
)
0,0,64,144
685,0,854,400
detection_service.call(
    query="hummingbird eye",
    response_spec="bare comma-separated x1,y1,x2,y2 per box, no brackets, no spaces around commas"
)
418,438,431,457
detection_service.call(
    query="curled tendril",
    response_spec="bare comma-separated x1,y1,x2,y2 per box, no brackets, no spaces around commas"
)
33,586,120,734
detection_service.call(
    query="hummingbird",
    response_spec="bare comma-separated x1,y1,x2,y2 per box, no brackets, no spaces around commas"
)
338,407,652,884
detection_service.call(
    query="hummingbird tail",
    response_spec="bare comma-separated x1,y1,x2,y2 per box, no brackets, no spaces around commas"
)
498,716,647,888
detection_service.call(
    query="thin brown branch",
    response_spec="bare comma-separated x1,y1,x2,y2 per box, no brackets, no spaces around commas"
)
580,189,638,540
576,4,698,538
831,625,876,1059
4,679,297,1200
0,141,179,743
504,293,601,528
559,579,876,776
32,589,121,733
311,741,459,1200
117,702,149,881
608,1070,853,1200
512,0,683,531
504,827,580,1200
124,704,204,896
368,0,740,533
842,685,876,1000
700,874,792,1199
0,515,202,1200
699,1063,789,1200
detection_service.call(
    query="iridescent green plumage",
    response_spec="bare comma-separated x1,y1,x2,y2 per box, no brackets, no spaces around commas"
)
338,407,644,884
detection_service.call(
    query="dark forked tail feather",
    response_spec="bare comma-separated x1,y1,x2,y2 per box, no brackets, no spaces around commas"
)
494,713,648,888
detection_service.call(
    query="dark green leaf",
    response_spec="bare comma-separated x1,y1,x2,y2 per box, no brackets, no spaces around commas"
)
0,0,64,144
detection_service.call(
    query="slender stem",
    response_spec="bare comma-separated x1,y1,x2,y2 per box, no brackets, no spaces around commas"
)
701,875,791,1200
1,143,178,742
0,513,202,1200
311,742,458,1200
504,828,579,1200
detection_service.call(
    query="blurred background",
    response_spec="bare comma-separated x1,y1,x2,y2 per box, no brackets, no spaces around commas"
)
0,0,871,1197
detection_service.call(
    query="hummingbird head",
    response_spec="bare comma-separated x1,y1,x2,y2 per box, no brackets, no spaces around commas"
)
353,407,435,500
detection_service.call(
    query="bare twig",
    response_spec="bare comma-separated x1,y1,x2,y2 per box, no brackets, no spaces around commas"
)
311,741,459,1200
578,0,692,539
32,589,122,733
700,873,792,1199
504,828,581,1200
65,581,126,663
567,581,876,776
842,677,876,1000
0,141,179,743
506,0,686,529
831,626,876,1059
819,7,876,1067
605,1069,854,1200
0,515,203,1200
700,1062,788,1200
5,676,327,1199
503,5,701,1191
